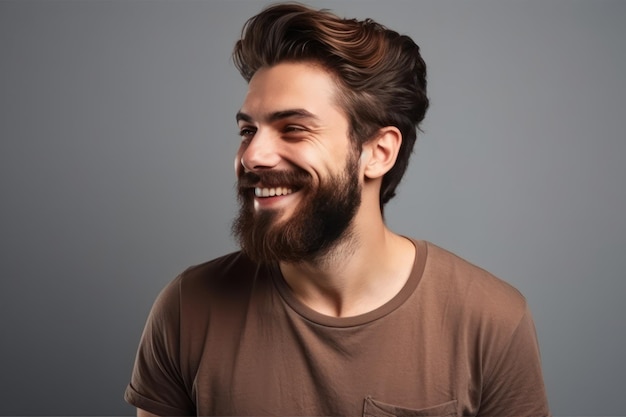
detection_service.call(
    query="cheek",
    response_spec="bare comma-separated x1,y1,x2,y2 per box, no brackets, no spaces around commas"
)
296,146,340,173
234,148,245,176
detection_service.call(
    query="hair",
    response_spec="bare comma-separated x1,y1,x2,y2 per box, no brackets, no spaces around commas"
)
233,3,429,209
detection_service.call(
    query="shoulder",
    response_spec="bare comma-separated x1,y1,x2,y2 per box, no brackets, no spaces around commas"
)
151,251,261,318
421,241,529,333
178,250,259,292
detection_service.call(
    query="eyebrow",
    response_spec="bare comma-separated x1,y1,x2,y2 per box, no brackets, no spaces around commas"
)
236,109,320,124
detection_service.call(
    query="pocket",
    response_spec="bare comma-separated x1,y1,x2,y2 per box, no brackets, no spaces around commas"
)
363,396,457,417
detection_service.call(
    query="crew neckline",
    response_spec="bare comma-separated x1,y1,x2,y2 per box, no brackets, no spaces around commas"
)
270,239,428,328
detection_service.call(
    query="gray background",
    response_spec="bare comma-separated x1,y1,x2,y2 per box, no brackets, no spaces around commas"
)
1,0,624,415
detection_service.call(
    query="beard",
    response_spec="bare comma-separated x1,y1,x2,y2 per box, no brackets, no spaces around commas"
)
232,154,361,264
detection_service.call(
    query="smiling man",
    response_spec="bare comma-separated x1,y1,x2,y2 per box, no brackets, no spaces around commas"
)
125,4,550,416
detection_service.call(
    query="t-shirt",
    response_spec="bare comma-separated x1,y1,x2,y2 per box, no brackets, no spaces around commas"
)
125,240,550,416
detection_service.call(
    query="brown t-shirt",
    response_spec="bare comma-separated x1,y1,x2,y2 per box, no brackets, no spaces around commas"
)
125,240,550,416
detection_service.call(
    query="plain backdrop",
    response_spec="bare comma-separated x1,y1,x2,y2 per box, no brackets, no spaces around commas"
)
1,0,625,415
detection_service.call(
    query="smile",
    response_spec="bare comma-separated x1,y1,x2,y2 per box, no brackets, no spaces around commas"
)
254,187,294,197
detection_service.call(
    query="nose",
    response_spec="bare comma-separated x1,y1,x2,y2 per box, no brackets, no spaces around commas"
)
239,129,281,172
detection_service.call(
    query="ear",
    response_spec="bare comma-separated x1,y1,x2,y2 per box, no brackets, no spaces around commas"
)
361,126,402,180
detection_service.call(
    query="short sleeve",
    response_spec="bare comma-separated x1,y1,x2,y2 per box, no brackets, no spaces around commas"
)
124,276,195,416
478,305,551,416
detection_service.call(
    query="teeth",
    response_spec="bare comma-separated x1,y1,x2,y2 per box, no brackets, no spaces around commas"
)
254,187,293,197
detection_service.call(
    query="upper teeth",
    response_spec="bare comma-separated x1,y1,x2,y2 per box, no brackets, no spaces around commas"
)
255,187,293,197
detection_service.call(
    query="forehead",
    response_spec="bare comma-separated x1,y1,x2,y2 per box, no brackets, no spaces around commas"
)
239,62,345,121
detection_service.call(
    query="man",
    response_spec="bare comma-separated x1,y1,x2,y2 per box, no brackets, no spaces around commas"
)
125,3,550,416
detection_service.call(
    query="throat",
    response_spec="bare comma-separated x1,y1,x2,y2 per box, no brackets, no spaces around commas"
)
279,233,416,318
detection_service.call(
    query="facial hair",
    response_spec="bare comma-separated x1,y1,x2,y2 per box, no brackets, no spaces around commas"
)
232,154,361,264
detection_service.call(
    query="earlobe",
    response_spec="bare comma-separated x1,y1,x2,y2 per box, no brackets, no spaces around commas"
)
362,126,402,179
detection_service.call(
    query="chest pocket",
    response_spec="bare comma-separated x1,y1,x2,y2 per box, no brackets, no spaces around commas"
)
363,396,457,417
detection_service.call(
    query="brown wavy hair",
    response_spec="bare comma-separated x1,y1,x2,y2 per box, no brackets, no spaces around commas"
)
233,3,429,209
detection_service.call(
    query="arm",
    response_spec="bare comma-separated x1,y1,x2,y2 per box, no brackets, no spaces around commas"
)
137,408,160,417
477,307,551,416
124,276,195,415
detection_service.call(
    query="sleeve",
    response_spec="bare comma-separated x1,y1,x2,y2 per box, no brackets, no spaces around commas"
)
477,306,551,416
124,275,195,416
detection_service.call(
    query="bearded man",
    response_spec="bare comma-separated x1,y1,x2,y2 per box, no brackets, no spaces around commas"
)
125,4,550,416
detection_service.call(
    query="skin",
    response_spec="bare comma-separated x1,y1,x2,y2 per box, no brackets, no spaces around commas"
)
236,62,416,318
137,61,416,416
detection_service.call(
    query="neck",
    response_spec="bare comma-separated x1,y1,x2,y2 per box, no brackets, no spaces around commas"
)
279,213,415,318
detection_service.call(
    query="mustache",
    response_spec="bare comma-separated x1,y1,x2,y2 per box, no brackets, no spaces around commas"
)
238,169,311,190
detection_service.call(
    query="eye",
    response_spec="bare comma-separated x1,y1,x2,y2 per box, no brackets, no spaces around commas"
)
238,126,256,140
283,125,306,133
